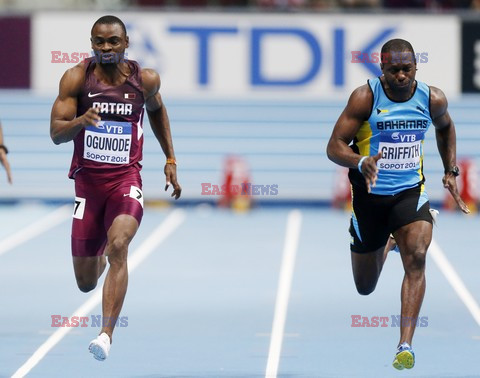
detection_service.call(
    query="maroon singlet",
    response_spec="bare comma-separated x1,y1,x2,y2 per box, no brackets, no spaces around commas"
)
69,57,145,178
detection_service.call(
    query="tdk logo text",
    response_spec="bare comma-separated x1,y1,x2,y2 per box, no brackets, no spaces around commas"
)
169,26,396,87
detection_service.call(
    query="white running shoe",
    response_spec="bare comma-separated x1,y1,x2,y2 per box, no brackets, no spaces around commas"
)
89,332,111,361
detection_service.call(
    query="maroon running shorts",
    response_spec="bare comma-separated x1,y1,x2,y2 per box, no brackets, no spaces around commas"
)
71,166,144,257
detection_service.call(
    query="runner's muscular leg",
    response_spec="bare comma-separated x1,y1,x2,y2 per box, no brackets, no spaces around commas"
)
100,214,139,342
73,255,107,292
351,245,386,295
393,220,432,346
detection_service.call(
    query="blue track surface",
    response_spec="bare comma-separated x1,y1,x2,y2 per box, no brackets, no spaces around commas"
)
1,204,479,377
1,92,479,377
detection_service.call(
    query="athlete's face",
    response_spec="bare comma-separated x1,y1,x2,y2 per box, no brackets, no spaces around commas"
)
380,50,417,93
90,23,129,65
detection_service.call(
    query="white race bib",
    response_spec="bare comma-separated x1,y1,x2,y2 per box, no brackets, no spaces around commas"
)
377,131,423,171
84,121,132,165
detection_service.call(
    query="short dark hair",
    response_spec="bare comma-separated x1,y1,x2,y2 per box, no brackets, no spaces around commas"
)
91,15,127,37
381,39,415,59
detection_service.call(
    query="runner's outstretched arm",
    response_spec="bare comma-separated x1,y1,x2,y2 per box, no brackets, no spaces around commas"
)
142,68,181,199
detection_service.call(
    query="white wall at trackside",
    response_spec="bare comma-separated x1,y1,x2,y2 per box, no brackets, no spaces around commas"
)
33,13,460,99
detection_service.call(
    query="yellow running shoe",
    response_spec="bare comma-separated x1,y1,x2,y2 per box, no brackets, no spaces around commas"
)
392,342,415,370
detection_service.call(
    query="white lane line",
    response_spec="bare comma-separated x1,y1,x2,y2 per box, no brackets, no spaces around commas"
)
0,205,72,257
429,238,480,327
11,208,186,378
265,209,302,378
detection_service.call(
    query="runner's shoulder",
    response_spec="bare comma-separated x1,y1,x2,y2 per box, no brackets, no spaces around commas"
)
60,62,87,95
141,68,160,97
345,84,373,118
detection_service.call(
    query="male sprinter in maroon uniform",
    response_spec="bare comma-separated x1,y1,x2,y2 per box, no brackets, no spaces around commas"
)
50,15,181,361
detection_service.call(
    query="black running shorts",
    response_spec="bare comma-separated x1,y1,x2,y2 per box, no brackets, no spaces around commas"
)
349,184,433,253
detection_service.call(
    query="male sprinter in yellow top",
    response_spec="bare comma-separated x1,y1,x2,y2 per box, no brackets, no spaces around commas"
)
327,38,469,369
